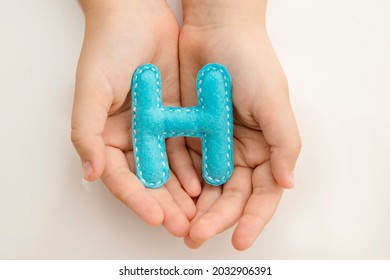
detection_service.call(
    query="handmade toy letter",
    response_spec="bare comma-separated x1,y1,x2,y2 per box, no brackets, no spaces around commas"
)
131,63,233,188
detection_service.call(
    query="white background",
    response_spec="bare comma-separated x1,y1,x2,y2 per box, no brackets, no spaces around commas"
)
0,0,389,259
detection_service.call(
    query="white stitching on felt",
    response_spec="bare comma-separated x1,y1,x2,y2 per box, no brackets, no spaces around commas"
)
133,75,141,181
133,65,168,188
133,64,232,187
198,65,233,183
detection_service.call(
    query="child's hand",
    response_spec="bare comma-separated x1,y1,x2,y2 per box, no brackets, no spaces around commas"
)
180,0,301,250
71,0,199,236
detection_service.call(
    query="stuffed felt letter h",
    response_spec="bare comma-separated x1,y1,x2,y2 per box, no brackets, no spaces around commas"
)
131,63,234,188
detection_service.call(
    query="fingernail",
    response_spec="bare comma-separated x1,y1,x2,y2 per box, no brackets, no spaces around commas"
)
82,161,93,180
288,171,295,187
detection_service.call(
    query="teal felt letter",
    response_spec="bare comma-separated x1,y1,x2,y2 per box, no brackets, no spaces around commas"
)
132,64,233,188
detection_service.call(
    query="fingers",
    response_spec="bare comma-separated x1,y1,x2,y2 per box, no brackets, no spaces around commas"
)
148,186,191,237
71,69,112,181
188,167,252,245
188,148,203,181
253,85,301,188
184,183,222,249
183,236,203,249
101,146,164,226
232,162,283,251
166,138,202,197
164,171,197,221
126,151,192,237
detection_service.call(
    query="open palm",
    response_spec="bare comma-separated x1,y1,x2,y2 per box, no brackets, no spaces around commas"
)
71,2,198,236
179,25,301,250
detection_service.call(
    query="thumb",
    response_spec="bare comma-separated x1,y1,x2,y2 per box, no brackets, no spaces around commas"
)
71,70,113,181
254,92,302,188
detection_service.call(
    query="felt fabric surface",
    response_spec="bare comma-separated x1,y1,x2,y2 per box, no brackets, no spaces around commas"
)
131,63,234,188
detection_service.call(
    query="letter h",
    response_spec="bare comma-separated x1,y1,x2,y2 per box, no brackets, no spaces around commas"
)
131,64,233,188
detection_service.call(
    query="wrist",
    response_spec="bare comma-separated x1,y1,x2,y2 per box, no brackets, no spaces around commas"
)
79,0,167,18
182,0,267,29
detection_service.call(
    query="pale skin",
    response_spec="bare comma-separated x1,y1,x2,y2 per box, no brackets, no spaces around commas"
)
71,0,199,237
180,0,301,250
71,0,301,250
